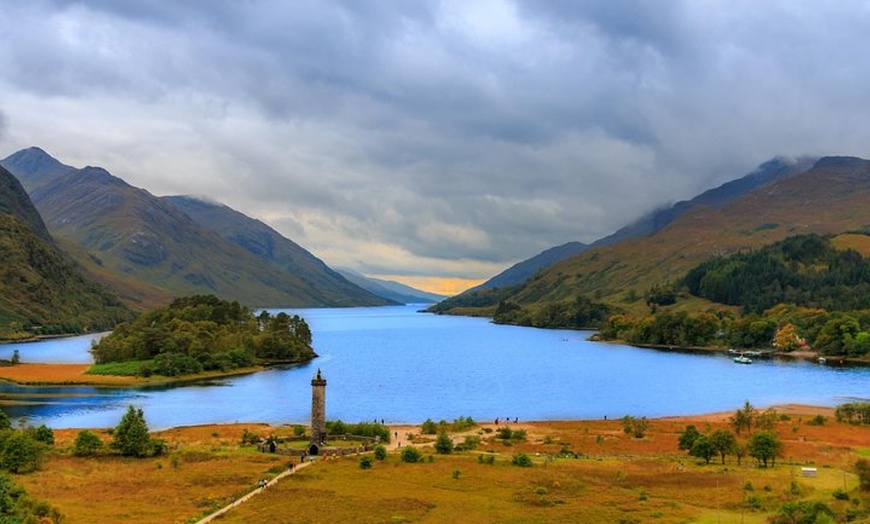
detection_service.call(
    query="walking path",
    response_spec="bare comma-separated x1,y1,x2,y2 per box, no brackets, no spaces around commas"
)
194,460,312,524
195,425,417,523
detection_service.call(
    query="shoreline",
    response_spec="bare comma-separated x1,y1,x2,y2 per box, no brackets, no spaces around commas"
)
0,362,268,388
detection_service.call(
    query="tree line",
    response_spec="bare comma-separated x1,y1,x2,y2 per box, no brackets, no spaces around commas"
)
90,294,316,376
684,234,870,314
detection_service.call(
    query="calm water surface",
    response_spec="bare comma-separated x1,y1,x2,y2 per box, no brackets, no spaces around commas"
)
1,305,867,429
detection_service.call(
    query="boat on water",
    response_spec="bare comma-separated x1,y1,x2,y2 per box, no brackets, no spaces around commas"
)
818,357,827,364
733,355,753,364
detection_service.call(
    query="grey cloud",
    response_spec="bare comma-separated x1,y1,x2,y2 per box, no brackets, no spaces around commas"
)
4,1,870,284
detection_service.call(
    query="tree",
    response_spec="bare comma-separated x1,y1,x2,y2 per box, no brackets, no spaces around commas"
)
435,432,454,455
0,411,9,432
690,436,716,465
73,430,104,457
373,445,387,461
0,432,46,473
748,431,782,467
678,425,702,452
730,401,756,435
709,429,737,464
111,405,154,457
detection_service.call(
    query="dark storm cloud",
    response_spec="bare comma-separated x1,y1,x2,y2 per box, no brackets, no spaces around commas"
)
3,1,870,283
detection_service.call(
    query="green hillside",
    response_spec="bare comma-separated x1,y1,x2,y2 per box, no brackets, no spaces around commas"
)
163,196,393,307
0,166,133,339
26,166,378,308
434,156,870,321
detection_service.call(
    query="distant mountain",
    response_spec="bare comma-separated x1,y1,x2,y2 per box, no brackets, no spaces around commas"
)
470,241,588,292
433,157,870,314
163,196,394,307
453,155,870,318
476,157,815,292
589,156,817,248
0,146,74,192
0,164,133,337
4,147,390,308
336,268,447,304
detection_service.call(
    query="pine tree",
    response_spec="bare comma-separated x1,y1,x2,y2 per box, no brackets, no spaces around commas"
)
111,405,153,457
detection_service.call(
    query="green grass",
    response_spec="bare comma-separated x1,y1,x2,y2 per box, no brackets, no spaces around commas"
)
86,360,153,376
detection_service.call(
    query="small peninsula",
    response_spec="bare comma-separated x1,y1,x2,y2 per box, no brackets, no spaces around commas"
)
87,294,316,379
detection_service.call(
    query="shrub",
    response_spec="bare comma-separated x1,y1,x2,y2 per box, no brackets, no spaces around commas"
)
421,419,438,435
241,429,261,445
30,425,54,446
456,435,480,451
400,446,422,463
435,432,453,455
807,415,826,426
293,425,306,437
622,416,649,438
451,469,461,479
73,430,103,457
359,456,372,469
857,459,870,491
512,452,533,467
373,445,387,460
1,432,46,473
478,454,495,465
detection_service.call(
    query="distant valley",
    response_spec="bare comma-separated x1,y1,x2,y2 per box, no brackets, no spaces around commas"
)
0,147,448,338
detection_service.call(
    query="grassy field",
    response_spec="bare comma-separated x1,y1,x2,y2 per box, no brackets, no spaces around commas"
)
13,406,870,523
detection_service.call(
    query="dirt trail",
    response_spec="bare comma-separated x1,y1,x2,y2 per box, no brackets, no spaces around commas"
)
194,460,311,524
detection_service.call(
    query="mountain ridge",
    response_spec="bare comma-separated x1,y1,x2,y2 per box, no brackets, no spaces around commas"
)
336,268,447,304
432,155,870,316
2,147,391,308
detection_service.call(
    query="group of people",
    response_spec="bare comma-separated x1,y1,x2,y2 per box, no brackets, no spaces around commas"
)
257,478,269,489
494,417,519,425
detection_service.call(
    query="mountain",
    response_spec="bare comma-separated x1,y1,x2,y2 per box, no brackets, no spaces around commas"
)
589,156,817,248
434,156,870,317
0,146,74,193
0,164,133,337
470,241,588,292
3,147,390,308
163,196,394,306
336,268,447,304
454,157,815,298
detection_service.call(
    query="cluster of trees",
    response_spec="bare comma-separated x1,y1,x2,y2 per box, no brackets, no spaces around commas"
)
324,420,390,443
834,402,870,425
677,402,783,467
420,416,476,435
90,295,316,376
0,410,62,522
600,303,870,356
684,234,870,314
493,295,610,329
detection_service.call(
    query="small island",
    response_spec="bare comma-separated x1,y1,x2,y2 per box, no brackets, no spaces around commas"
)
86,294,316,380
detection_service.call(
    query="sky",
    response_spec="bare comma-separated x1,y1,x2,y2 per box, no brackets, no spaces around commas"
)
2,1,870,295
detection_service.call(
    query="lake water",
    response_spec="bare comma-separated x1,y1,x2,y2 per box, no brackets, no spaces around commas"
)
1,305,867,430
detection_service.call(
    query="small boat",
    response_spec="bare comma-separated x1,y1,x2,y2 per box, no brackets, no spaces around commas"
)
733,355,753,364
818,357,826,364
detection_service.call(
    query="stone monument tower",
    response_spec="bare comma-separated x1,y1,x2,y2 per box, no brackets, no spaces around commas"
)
310,368,327,451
